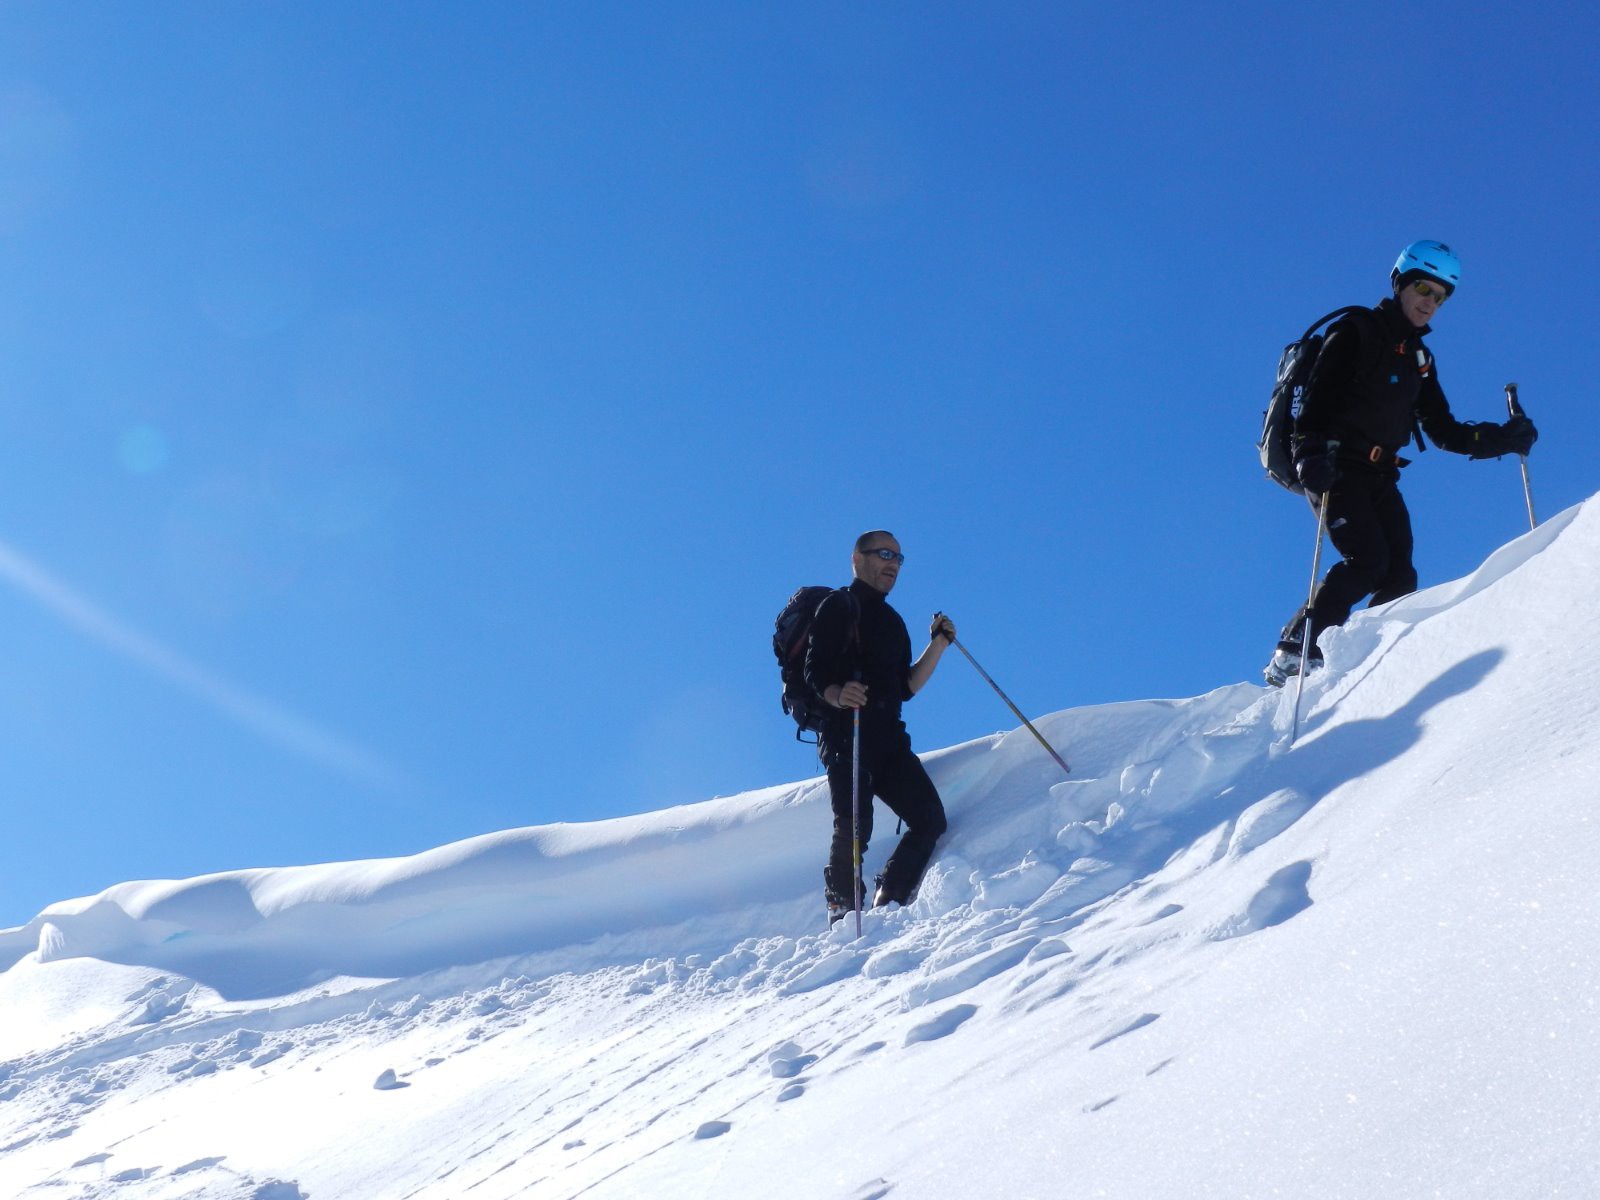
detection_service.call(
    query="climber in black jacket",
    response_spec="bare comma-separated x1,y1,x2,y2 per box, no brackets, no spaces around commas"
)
804,530,955,921
1264,240,1539,687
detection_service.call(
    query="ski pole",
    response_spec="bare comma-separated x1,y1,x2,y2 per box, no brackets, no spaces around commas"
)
1505,382,1536,531
941,626,1071,777
1290,487,1332,745
851,706,863,938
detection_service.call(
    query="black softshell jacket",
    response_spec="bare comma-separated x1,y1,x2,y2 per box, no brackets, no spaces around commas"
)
803,579,915,759
1297,297,1485,471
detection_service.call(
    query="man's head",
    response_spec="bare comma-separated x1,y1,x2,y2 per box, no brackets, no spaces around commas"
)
1390,239,1459,326
852,529,904,595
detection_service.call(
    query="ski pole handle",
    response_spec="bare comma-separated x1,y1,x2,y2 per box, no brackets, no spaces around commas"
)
1504,382,1524,420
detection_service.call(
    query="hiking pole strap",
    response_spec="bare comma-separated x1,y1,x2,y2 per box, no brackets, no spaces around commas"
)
949,637,1071,777
1505,383,1536,531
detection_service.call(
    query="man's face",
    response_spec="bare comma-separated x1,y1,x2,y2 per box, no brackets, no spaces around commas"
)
1399,277,1449,327
852,536,904,595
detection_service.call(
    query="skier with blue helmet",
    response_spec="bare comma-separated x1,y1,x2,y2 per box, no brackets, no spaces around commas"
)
1263,240,1540,687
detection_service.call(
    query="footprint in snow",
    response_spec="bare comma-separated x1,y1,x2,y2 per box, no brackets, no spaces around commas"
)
1140,903,1184,926
768,1053,818,1079
173,1156,228,1175
131,982,193,1026
902,936,1040,1010
863,946,922,979
777,1083,805,1102
1212,860,1314,941
694,1120,732,1140
250,1045,290,1068
1025,937,1071,964
1228,789,1316,857
903,1003,978,1046
1090,1012,1160,1050
374,1068,410,1090
777,948,866,996
853,1179,895,1199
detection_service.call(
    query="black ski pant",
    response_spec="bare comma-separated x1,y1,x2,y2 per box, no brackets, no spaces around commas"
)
821,734,946,908
1280,471,1417,650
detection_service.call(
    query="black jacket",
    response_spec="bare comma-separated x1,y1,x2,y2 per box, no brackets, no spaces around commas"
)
1296,298,1491,472
803,579,915,758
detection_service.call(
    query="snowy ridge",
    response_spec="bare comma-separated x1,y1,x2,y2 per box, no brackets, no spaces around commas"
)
2,496,1598,1199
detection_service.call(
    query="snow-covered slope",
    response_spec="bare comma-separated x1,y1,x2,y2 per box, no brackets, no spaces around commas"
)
3,496,1598,1200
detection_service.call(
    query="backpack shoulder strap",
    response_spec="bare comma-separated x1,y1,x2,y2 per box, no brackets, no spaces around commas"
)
1300,304,1371,342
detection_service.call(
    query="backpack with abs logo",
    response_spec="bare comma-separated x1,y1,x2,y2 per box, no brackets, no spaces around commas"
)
772,585,857,742
1258,306,1367,493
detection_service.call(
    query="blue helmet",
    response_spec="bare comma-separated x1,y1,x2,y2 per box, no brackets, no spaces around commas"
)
1392,239,1461,292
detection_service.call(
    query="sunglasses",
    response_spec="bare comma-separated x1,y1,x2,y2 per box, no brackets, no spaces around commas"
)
1411,280,1450,305
860,548,905,564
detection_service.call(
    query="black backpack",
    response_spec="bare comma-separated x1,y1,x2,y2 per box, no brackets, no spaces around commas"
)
772,585,857,742
1258,306,1367,493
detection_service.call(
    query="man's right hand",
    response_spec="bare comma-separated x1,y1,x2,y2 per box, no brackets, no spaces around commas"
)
830,681,869,709
1295,444,1339,494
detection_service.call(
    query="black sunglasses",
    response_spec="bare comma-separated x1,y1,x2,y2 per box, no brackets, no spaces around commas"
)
860,548,905,564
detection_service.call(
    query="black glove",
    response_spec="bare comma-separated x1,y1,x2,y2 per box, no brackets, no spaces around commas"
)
1467,415,1539,459
1501,414,1538,456
1294,443,1339,494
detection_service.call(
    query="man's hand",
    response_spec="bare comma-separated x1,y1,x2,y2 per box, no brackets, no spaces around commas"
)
830,681,869,709
1502,414,1538,456
1294,444,1339,494
931,612,956,644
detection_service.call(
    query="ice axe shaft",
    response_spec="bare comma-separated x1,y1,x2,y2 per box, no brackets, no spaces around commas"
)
944,630,1070,777
1505,383,1536,531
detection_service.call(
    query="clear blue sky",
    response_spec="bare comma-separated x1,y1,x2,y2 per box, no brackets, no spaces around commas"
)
2,2,1595,927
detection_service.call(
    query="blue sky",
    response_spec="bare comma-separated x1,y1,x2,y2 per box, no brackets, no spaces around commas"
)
1,2,1595,926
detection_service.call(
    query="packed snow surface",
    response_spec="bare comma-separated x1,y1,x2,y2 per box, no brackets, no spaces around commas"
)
3,496,1598,1199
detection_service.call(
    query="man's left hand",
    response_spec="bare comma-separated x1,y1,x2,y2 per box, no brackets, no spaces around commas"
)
1502,414,1538,456
931,612,956,644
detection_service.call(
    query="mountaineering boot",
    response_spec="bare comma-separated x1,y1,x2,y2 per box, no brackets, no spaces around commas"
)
872,872,910,909
1263,641,1323,688
826,887,854,927
824,865,858,926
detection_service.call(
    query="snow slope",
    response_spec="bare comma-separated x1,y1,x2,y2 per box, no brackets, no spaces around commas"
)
2,495,1598,1200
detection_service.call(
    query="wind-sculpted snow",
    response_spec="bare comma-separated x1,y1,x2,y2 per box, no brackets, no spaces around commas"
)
2,495,1599,1199
0,678,1287,1004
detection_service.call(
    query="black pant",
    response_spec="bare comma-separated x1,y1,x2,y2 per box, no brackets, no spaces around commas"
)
821,733,946,906
1281,472,1418,648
